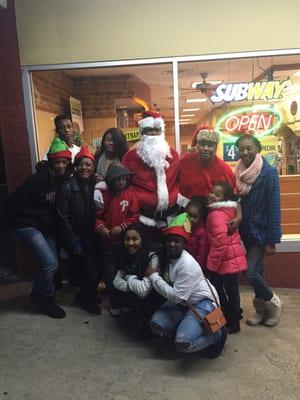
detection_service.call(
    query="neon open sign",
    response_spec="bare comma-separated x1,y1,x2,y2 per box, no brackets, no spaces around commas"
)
215,105,283,140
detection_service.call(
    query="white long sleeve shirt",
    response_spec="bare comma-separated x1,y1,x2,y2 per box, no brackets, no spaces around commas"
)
149,250,219,305
113,253,159,298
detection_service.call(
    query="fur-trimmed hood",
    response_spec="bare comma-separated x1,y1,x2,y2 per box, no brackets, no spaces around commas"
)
208,200,237,210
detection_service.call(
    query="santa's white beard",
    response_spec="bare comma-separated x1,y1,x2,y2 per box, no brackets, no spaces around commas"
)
136,134,172,212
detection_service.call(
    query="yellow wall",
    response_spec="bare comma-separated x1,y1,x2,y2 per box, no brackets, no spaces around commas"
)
15,0,300,66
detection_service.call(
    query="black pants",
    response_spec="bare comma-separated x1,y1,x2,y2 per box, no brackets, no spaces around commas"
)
69,237,100,303
209,272,240,329
111,288,165,320
101,245,119,302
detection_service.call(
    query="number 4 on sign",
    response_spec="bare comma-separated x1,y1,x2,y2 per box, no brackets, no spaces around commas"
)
228,145,236,160
223,143,239,162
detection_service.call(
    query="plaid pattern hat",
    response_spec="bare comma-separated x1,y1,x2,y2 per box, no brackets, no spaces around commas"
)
196,128,219,144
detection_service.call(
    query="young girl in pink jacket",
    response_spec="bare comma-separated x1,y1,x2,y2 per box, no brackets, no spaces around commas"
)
206,181,247,334
185,196,209,272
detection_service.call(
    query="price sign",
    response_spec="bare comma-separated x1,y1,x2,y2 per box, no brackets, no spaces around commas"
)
223,143,239,162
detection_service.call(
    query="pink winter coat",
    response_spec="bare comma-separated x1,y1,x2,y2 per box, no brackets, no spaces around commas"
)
206,201,247,275
186,222,208,268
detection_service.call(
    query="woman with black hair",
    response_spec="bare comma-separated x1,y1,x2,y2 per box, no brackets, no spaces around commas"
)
94,128,128,179
235,133,283,327
56,145,100,315
111,224,165,318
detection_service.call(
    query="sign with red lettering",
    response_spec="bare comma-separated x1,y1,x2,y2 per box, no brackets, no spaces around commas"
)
216,105,282,140
224,113,274,132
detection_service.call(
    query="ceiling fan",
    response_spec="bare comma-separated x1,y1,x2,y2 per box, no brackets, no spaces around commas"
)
181,72,220,99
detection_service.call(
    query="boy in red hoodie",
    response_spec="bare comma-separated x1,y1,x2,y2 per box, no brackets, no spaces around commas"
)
95,163,139,305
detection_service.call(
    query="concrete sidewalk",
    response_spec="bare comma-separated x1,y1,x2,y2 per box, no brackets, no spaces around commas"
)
0,282,299,400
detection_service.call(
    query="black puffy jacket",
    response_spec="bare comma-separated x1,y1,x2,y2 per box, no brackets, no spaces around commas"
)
56,175,96,251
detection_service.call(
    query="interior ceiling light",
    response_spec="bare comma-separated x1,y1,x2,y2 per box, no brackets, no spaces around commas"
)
191,80,222,89
186,98,207,103
183,108,200,111
181,114,194,117
180,118,191,121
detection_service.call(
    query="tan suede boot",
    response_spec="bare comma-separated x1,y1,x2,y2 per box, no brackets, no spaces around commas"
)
246,298,266,326
263,293,283,327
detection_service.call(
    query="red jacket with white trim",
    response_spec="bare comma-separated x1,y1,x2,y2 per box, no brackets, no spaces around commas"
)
95,187,139,245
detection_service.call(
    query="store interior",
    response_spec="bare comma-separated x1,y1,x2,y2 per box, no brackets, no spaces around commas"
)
31,54,300,174
30,54,300,235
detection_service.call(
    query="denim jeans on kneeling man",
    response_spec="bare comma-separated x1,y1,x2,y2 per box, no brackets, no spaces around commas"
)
16,227,59,297
150,298,222,353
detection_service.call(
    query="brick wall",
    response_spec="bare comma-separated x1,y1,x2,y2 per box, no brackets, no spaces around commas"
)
73,74,151,119
0,0,31,191
32,71,74,115
0,0,32,274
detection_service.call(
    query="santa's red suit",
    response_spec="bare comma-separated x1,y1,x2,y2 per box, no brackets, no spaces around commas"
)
178,152,236,207
122,147,179,226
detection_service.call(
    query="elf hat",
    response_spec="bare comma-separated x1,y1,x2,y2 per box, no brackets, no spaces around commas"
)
162,212,191,242
47,138,72,160
74,144,95,165
139,110,165,133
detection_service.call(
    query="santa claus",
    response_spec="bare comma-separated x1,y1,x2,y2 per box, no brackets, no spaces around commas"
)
122,111,179,227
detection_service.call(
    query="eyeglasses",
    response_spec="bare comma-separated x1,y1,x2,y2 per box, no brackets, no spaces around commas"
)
142,127,161,134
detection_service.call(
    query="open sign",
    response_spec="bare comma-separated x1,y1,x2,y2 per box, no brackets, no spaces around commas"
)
215,105,282,140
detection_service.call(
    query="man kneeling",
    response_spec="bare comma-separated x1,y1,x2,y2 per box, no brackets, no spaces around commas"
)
145,213,227,358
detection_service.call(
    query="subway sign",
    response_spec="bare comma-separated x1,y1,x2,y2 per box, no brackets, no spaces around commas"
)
215,105,283,140
210,79,292,103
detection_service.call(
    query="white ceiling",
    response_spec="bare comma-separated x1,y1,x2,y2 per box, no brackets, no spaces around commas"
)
65,54,300,126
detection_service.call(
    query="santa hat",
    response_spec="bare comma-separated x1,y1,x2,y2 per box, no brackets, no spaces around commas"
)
139,111,165,133
162,212,191,242
47,138,72,160
74,144,95,165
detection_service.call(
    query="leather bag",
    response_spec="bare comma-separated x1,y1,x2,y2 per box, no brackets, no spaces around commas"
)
187,279,227,335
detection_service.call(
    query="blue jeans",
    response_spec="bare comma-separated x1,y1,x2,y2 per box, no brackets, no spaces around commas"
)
16,227,59,297
244,244,273,301
150,299,222,353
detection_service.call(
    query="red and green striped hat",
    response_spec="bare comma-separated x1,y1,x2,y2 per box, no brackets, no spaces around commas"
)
47,138,72,160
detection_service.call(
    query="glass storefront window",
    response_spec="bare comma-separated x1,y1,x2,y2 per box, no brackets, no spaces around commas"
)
28,53,300,235
31,63,174,160
177,55,300,176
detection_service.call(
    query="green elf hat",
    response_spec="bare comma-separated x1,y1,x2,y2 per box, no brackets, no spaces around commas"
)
47,138,72,160
162,212,191,241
